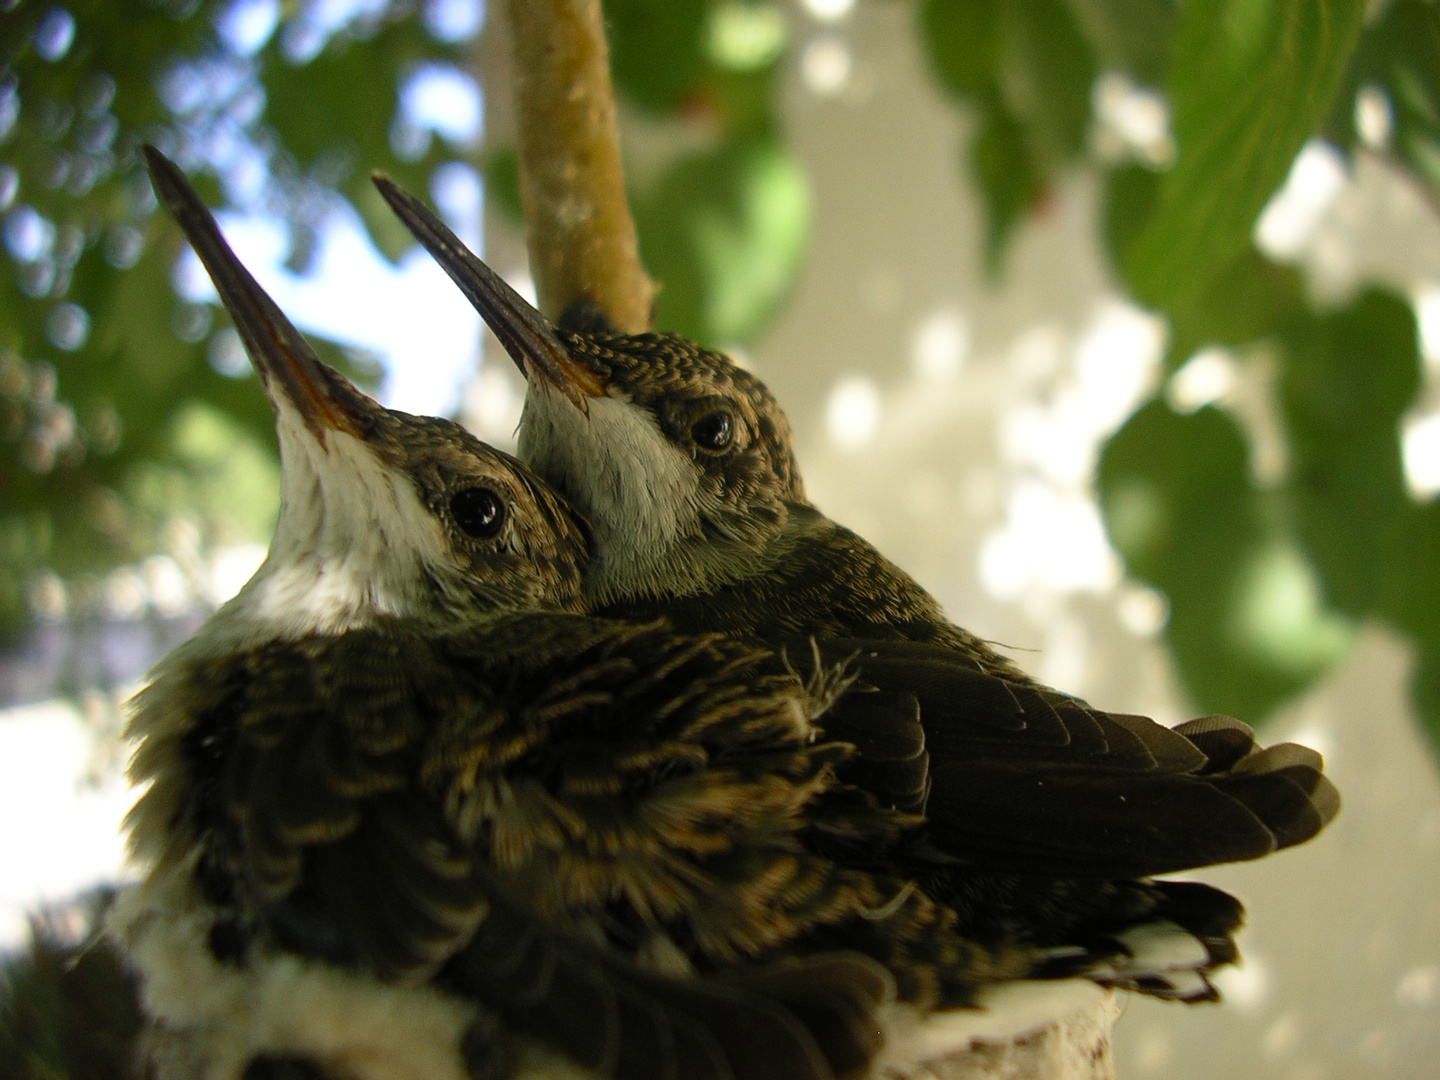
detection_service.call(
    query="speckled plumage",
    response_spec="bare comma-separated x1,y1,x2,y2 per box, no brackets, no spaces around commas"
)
121,150,1241,1080
516,326,1340,878
122,149,928,1080
377,178,1339,999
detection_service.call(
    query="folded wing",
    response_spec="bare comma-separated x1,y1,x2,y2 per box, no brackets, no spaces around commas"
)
797,638,1340,878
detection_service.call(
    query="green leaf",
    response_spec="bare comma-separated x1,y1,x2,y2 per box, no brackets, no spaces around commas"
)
926,0,1098,169
635,139,809,346
1410,644,1440,766
1103,164,1162,271
706,58,783,141
1123,0,1368,311
1105,170,1306,368
0,2,456,638
922,0,1095,272
0,0,204,243
1061,0,1180,84
1323,0,1440,209
1165,245,1305,367
995,0,1098,169
1278,289,1420,616
346,173,428,265
919,0,1001,100
604,0,709,114
1100,400,1352,722
1386,500,1440,653
970,104,1045,275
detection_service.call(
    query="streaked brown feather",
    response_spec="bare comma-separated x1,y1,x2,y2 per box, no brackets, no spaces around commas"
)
171,612,935,1080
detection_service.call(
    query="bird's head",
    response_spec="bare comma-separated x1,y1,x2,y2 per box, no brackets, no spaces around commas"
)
145,148,588,644
375,177,804,608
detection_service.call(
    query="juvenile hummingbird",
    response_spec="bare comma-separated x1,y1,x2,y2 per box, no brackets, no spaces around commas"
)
376,178,1339,887
115,148,928,1080
119,150,1248,1080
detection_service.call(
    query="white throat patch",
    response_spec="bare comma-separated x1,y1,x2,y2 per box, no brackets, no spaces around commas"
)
221,400,452,641
518,386,705,605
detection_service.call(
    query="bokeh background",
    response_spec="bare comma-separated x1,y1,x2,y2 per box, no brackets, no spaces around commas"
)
2,2,1439,1078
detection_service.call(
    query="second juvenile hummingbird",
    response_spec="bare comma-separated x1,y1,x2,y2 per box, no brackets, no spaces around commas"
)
376,177,1339,889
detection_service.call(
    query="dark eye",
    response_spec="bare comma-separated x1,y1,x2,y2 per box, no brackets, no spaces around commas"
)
450,487,506,538
690,410,735,451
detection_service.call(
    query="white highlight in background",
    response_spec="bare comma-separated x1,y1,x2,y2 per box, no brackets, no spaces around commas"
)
216,0,279,55
801,0,855,23
802,36,852,96
1091,72,1175,167
1356,85,1394,150
826,376,881,449
1412,283,1440,367
208,543,268,605
1284,722,1334,768
1116,582,1170,637
1212,954,1271,1011
1072,301,1165,431
1168,348,1237,413
911,310,969,381
1403,412,1440,499
463,362,525,450
1000,303,1162,488
403,63,482,147
1395,964,1439,1008
0,701,137,948
1255,140,1347,260
978,481,1121,600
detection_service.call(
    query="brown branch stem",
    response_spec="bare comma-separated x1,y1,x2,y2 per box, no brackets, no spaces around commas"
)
504,0,654,331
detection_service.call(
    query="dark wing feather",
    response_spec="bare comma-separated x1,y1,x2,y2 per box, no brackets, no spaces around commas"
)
808,688,931,812
447,877,896,1080
204,616,891,1080
794,638,1339,878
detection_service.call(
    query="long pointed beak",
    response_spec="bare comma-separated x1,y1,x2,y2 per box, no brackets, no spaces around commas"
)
370,174,603,410
143,145,382,442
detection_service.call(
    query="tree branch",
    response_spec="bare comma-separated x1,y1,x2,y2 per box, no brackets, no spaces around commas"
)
505,0,654,331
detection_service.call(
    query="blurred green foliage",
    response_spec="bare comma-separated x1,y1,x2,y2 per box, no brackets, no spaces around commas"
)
924,0,1440,756
0,0,471,640
1124,0,1365,312
922,0,1098,269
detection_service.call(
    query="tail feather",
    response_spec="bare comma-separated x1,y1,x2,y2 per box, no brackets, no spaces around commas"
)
723,956,896,1080
805,639,1340,878
447,878,896,1080
1172,714,1258,773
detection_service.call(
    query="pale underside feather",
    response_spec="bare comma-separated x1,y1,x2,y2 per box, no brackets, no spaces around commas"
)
520,387,741,607
229,399,456,642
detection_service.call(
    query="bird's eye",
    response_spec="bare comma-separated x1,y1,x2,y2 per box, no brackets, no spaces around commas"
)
450,487,506,538
690,410,735,452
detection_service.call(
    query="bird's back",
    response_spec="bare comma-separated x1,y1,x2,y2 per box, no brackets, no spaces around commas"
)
598,502,1030,679
598,503,1340,881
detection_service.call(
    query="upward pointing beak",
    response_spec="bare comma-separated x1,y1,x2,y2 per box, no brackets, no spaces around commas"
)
370,174,604,411
143,145,382,442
